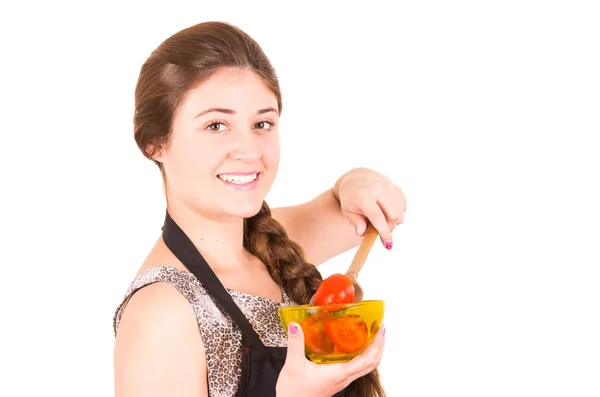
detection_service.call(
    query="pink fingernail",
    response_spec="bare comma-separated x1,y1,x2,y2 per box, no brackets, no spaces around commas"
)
381,327,386,336
385,241,393,250
289,324,298,335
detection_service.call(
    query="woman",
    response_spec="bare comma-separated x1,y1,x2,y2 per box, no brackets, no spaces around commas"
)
113,21,406,397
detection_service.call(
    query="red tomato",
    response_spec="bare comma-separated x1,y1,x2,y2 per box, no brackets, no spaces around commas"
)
301,315,333,354
324,315,369,353
313,273,355,306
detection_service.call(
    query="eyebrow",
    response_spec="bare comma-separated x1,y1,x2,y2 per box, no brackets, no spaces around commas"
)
195,107,278,118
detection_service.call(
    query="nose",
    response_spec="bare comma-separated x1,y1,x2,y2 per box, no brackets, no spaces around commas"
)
229,130,262,161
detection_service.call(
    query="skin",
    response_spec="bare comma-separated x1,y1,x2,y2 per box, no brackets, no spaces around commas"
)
114,67,405,397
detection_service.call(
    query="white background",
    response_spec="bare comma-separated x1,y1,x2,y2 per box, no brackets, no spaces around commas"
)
1,0,599,396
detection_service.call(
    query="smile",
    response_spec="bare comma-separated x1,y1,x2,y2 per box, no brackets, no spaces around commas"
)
217,172,260,186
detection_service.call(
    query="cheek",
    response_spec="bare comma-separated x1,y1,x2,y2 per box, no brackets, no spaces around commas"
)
262,135,281,168
166,141,222,182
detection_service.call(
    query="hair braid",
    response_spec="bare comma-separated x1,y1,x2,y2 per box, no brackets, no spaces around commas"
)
243,201,322,304
244,201,387,397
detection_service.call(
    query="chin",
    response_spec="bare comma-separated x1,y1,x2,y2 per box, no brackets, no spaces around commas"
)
222,200,265,219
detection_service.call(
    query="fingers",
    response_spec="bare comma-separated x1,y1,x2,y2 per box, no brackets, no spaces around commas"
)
378,199,404,234
378,185,407,232
341,325,386,381
345,212,368,236
344,182,407,248
361,202,393,249
352,333,385,379
284,322,306,365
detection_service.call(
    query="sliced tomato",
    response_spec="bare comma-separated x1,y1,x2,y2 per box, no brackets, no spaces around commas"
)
324,315,369,353
301,315,333,354
313,273,355,306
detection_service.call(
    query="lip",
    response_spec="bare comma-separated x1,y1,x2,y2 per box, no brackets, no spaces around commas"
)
217,171,261,191
217,170,261,176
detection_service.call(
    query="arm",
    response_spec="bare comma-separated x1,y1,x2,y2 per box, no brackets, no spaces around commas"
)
114,283,208,397
271,167,406,267
272,188,361,267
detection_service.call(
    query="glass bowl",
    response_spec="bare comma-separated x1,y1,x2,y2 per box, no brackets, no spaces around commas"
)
279,300,384,364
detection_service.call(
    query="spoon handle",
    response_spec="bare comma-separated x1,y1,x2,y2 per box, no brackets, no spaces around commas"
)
346,224,379,280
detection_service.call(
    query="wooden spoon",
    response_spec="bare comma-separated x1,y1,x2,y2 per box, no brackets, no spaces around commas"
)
345,223,379,302
309,224,379,305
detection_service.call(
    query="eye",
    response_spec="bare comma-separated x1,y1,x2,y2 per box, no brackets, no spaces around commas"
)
254,120,275,130
206,121,228,133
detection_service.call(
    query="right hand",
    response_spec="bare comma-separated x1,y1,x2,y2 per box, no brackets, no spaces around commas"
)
275,321,386,397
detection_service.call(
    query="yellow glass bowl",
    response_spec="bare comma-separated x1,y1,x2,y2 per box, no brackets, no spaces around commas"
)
279,300,384,364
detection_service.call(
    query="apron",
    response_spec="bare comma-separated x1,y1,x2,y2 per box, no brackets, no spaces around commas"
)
162,211,346,397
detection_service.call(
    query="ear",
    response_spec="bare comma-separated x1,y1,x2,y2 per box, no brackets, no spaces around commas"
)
145,141,164,162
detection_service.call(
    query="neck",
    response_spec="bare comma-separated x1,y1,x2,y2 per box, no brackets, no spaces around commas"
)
164,201,250,269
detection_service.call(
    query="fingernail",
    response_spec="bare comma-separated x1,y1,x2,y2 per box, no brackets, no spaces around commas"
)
289,324,298,335
385,241,393,250
381,327,386,336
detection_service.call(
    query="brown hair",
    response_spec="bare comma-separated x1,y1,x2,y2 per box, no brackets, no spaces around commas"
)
133,21,385,397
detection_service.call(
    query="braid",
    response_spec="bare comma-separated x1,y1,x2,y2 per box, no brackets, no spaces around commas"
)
243,201,322,304
244,201,387,397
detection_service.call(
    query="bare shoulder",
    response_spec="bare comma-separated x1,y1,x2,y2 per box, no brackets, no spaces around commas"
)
114,281,208,397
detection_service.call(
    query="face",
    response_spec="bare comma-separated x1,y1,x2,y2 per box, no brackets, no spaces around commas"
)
156,68,281,220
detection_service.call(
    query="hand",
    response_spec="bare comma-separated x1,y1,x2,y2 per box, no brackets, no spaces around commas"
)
276,322,386,397
335,168,407,249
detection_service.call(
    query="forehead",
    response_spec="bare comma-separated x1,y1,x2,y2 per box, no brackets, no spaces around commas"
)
179,68,278,118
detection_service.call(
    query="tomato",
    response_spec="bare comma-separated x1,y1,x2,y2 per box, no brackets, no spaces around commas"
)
313,273,355,306
301,315,333,354
324,315,369,353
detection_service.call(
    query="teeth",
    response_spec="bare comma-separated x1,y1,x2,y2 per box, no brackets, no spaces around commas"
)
218,173,258,184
